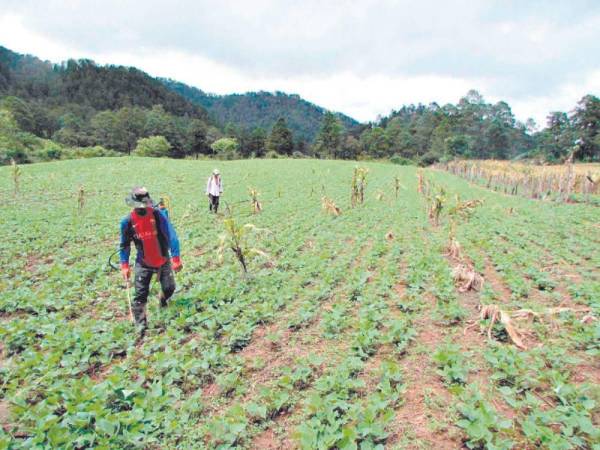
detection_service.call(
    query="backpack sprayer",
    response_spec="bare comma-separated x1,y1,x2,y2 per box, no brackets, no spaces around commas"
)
108,192,267,272
107,195,173,323
107,195,172,270
107,193,270,325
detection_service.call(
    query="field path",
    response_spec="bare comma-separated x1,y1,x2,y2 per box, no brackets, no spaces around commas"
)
389,293,461,449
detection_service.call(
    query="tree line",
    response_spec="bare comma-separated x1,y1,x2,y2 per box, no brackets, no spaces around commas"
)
2,90,599,164
308,90,600,164
1,46,598,164
218,90,600,164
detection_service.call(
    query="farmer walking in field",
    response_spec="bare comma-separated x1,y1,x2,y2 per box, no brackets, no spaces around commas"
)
206,168,223,213
120,187,182,336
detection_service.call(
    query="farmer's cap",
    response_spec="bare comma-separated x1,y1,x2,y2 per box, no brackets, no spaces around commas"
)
126,186,153,208
213,168,220,175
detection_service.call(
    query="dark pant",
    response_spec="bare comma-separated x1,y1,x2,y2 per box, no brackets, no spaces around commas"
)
209,194,220,213
133,260,176,327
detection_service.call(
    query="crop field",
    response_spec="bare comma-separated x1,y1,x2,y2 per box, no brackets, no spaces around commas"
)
440,160,600,205
0,157,599,449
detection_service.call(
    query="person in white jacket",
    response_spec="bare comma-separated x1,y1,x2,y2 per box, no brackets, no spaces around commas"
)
206,168,223,213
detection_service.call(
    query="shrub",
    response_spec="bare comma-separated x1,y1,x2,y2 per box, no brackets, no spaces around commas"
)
418,151,441,167
390,154,413,165
0,133,61,164
0,145,29,164
133,135,172,157
34,141,63,161
211,137,239,160
62,146,120,159
265,150,280,159
356,152,375,161
0,110,32,164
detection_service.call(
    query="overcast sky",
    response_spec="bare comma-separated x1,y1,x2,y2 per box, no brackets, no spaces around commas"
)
0,0,598,125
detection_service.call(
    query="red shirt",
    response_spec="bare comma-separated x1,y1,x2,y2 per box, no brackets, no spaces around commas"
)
131,208,167,268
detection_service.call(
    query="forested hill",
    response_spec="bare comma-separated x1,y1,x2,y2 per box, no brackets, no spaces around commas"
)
356,90,600,163
2,45,598,164
160,78,359,142
0,46,207,120
0,45,215,160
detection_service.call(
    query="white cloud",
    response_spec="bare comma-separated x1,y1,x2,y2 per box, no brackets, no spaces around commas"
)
0,13,484,122
0,14,79,62
508,70,600,127
89,49,487,122
0,3,599,125
267,73,485,122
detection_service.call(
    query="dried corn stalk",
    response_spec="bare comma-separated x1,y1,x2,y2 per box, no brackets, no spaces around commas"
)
77,185,85,212
440,160,600,202
479,304,527,350
218,218,270,274
448,195,483,221
417,170,424,194
447,236,462,260
546,306,591,315
452,263,484,292
351,167,368,207
445,221,461,259
248,187,262,213
11,158,21,196
322,196,341,216
467,304,594,350
427,186,446,226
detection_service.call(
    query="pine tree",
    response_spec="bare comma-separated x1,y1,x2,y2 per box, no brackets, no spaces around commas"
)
267,118,294,155
572,95,600,160
315,112,343,158
247,127,267,157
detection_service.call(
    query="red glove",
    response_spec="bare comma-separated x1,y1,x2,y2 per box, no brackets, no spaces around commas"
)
120,262,130,280
172,256,182,272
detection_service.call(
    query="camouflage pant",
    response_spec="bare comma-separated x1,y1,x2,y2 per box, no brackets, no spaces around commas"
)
132,260,176,327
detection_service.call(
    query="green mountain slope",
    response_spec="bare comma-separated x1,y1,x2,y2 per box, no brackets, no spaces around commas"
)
0,45,212,160
0,46,207,119
161,78,359,142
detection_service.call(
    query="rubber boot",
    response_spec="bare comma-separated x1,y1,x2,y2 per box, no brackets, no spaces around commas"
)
159,292,168,308
133,306,148,341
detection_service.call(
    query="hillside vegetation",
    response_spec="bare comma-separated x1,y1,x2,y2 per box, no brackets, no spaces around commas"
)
0,158,598,448
0,46,206,119
0,46,214,163
161,79,358,142
1,45,599,165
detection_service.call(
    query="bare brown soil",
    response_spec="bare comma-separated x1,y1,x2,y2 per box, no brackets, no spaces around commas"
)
201,382,219,400
197,282,342,432
23,254,54,274
239,325,297,400
252,428,281,449
444,250,520,432
0,400,10,431
0,311,29,321
482,257,513,302
350,239,373,270
572,360,600,386
387,286,461,449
